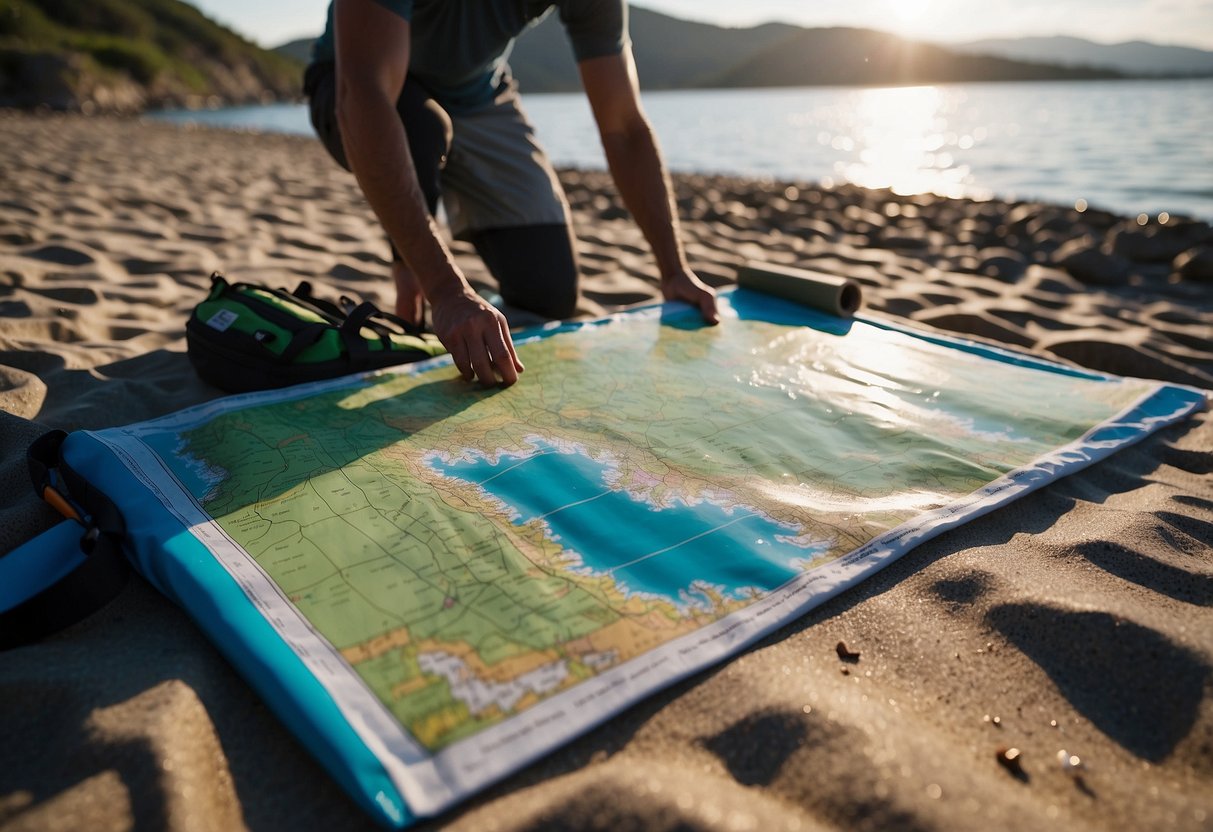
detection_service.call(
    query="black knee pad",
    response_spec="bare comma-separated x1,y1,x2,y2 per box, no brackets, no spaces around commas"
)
471,225,580,320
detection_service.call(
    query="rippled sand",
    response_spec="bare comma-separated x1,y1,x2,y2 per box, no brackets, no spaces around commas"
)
1,114,1210,832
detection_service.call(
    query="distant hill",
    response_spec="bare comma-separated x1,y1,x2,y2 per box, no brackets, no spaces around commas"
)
0,0,303,113
276,37,313,65
703,27,1122,89
508,7,801,91
509,9,1122,90
275,8,1213,95
271,7,798,90
955,36,1213,77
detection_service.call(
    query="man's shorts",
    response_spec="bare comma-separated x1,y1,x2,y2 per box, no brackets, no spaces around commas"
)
441,82,572,240
306,63,571,241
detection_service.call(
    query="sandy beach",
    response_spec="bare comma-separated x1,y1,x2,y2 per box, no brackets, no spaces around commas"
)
1,112,1211,831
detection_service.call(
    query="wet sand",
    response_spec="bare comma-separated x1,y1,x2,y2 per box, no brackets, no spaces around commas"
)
1,113,1211,832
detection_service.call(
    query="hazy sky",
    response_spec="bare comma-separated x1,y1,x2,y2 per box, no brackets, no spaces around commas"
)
193,0,1213,51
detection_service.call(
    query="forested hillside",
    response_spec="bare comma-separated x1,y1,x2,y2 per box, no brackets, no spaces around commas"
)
0,0,301,112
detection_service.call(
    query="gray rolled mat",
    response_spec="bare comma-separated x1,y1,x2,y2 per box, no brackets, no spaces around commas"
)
736,262,863,317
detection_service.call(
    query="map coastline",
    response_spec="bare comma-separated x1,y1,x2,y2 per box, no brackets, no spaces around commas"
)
428,436,830,611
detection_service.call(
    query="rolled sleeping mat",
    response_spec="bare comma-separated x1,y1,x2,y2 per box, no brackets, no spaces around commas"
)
736,261,863,317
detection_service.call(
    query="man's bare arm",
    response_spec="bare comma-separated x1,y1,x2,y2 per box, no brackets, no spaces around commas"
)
578,49,718,324
333,0,523,384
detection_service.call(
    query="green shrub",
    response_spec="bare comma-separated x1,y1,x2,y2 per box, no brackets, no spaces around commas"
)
2,0,304,107
72,34,167,84
34,0,154,40
0,1,60,41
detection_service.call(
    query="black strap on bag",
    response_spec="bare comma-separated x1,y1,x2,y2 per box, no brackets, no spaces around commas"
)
0,431,130,649
292,281,428,338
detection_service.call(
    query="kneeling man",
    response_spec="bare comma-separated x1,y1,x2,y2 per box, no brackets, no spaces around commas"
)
305,0,719,385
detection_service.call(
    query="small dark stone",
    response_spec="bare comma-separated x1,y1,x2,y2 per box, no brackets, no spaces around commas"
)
1053,238,1131,286
1110,220,1210,263
835,641,861,663
878,227,931,249
996,747,1026,780
1173,246,1213,283
1026,212,1081,237
792,218,839,240
976,247,1028,282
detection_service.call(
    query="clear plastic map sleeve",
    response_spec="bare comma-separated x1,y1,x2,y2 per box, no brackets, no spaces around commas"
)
36,290,1208,826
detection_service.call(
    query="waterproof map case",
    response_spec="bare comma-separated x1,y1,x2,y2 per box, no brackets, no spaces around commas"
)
12,290,1207,826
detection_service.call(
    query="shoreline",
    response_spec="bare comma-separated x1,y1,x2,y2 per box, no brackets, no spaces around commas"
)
135,74,1213,225
1,114,1210,831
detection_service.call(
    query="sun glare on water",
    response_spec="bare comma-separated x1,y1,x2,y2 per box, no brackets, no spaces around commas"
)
830,85,978,199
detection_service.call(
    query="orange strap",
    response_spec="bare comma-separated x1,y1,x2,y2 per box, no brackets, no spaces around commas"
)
42,486,82,523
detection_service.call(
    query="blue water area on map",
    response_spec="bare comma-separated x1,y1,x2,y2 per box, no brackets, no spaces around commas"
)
432,443,819,604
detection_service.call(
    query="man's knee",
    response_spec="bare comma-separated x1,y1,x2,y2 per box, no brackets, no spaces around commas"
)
505,275,579,320
471,225,580,319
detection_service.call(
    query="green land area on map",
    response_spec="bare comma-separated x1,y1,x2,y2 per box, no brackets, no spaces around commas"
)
160,302,1150,750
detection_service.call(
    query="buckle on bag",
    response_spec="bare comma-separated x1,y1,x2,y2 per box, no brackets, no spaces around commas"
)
27,430,112,555
41,472,84,525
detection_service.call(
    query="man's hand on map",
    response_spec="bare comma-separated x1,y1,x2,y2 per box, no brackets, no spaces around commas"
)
662,267,720,325
430,288,525,386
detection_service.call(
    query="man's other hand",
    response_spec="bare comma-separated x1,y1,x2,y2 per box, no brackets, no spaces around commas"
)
430,290,525,386
662,268,720,325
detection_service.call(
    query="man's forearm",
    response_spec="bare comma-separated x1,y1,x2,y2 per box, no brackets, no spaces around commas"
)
599,119,688,280
579,49,717,322
330,0,521,384
336,84,469,304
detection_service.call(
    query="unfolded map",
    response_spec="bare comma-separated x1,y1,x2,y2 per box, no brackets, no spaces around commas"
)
101,290,1187,818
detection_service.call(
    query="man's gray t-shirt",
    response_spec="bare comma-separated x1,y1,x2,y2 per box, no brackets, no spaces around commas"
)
312,0,628,112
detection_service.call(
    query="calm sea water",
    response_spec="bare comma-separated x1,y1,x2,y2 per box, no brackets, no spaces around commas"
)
149,79,1213,221
431,441,819,606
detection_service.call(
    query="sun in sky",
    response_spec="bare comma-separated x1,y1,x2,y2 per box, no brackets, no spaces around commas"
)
888,0,932,23
878,0,954,39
